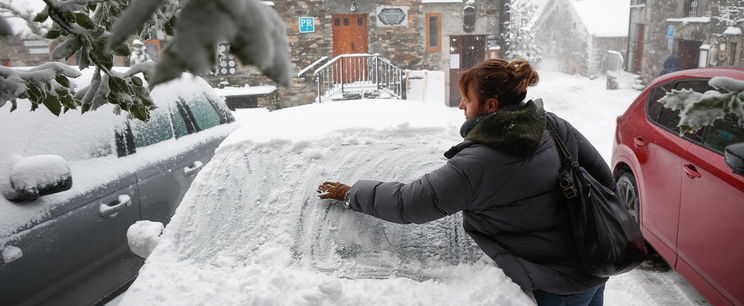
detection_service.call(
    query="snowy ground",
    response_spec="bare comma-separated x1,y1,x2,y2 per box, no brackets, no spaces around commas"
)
112,70,709,305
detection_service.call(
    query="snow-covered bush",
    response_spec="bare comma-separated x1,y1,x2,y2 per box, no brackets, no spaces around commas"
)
0,0,290,121
659,76,744,134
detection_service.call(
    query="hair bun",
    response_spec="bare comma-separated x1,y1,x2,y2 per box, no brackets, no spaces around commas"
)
509,58,539,92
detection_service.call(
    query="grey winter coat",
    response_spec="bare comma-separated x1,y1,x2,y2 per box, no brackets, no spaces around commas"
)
348,100,614,295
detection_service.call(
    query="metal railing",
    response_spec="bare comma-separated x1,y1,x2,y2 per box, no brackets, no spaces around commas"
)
313,53,405,102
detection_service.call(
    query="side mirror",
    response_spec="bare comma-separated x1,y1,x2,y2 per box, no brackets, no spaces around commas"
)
3,155,73,202
725,143,744,176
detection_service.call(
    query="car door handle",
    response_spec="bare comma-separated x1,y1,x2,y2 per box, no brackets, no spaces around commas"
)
99,195,132,218
683,164,702,179
633,136,647,148
184,161,204,177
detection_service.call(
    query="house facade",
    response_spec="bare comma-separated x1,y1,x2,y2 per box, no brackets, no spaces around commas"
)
241,0,506,108
627,0,744,84
532,0,629,77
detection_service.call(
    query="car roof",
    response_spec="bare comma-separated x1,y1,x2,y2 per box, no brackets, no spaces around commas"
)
648,67,744,89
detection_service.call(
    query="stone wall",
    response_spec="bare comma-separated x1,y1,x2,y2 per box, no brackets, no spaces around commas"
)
0,37,54,67
241,0,503,108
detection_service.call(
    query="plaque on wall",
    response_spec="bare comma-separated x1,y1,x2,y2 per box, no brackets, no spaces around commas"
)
376,6,408,27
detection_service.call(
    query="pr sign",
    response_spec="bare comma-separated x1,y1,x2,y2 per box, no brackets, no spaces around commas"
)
299,17,315,33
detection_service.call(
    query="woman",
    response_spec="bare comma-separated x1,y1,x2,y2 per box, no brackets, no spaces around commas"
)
318,58,614,306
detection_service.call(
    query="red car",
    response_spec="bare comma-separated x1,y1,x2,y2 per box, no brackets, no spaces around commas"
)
612,68,744,306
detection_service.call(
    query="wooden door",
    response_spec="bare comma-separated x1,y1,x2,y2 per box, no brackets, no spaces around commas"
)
633,25,645,73
449,35,486,106
678,40,702,69
332,14,369,83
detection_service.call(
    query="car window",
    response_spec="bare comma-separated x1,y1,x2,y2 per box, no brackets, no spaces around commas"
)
170,106,190,138
182,95,221,131
702,115,744,154
131,109,174,148
646,85,669,122
649,80,711,143
204,93,236,124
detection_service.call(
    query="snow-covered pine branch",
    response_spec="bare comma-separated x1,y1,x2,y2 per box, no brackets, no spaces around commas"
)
659,76,744,134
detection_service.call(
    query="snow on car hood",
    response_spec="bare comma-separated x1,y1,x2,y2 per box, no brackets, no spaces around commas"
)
120,100,536,305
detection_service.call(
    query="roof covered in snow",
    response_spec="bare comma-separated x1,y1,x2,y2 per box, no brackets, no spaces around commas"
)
534,0,630,37
569,0,630,37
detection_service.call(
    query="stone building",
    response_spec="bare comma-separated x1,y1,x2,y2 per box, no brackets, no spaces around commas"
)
248,0,506,108
532,0,629,77
0,37,53,67
627,0,744,84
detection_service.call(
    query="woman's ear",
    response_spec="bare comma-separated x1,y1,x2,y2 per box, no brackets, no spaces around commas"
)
485,98,500,113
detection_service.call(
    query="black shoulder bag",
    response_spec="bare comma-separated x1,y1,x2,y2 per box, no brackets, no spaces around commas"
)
546,119,647,277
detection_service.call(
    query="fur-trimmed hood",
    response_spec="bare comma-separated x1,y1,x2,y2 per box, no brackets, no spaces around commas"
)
461,100,546,157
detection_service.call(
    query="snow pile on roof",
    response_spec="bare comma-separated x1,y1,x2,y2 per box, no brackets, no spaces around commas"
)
724,26,742,36
214,85,277,97
570,0,630,37
667,16,711,24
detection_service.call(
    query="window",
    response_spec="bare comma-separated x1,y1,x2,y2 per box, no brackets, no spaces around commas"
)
685,0,698,17
730,42,738,66
426,13,442,53
358,17,364,25
131,110,174,148
334,18,340,26
702,115,744,154
171,106,190,138
646,84,672,122
343,18,349,26
647,80,712,142
182,95,221,131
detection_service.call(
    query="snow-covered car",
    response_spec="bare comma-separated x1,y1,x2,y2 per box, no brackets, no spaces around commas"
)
116,100,538,305
611,68,744,305
0,71,237,305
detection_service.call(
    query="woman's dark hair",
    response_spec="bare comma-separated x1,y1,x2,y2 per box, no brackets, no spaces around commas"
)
458,58,540,107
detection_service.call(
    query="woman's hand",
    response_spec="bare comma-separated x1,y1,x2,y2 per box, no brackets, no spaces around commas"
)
317,181,351,201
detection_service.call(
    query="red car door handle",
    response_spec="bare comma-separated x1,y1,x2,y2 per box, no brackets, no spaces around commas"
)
683,164,702,179
633,136,647,148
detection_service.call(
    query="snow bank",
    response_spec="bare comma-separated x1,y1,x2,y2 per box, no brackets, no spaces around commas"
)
127,221,164,259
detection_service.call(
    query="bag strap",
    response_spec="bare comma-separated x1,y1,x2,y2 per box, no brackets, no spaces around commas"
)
545,119,581,199
545,119,579,170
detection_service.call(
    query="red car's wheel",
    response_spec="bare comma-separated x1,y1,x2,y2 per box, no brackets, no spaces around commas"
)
617,171,640,224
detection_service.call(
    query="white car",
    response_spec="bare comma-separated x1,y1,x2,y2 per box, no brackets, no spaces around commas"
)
0,70,238,305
